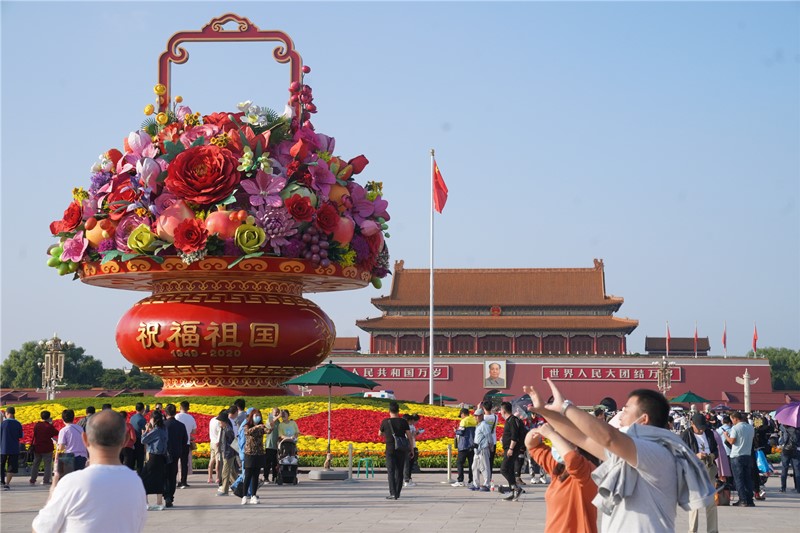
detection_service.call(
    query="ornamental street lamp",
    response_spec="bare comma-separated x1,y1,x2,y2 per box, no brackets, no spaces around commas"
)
652,355,676,396
38,333,71,401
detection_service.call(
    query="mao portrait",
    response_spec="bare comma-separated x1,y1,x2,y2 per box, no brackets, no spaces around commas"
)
484,361,506,388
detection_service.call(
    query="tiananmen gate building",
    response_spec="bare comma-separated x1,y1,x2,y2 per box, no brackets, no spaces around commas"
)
321,259,796,411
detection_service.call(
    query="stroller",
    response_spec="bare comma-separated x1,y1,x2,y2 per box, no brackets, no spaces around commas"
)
276,439,299,485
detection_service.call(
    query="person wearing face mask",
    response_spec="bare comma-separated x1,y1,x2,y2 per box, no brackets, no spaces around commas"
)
524,423,599,533
241,409,267,505
527,380,715,533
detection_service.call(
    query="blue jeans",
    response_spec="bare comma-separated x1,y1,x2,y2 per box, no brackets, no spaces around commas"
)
731,454,755,504
781,452,800,492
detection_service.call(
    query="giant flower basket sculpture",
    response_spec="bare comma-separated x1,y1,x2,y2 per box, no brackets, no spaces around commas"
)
46,14,390,396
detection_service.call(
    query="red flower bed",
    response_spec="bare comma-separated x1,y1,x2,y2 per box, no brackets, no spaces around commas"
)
296,409,459,443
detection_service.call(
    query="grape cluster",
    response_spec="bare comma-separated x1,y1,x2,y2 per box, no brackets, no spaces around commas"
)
301,225,331,268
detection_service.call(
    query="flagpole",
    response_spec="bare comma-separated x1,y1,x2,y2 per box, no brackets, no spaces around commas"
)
666,321,670,358
694,321,697,359
429,149,435,405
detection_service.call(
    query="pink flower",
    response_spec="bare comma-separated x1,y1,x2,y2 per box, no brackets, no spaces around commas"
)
179,125,219,148
60,231,88,263
156,200,195,243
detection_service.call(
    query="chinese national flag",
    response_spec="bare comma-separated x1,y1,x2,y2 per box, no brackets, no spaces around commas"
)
693,325,698,355
666,324,671,354
752,324,758,353
433,160,448,213
722,323,727,351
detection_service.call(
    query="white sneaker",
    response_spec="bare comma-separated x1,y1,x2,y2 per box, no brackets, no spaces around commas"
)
405,481,416,487
249,495,260,505
451,481,464,487
241,496,249,505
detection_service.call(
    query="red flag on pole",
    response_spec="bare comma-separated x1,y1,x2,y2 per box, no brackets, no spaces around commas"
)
722,323,727,351
432,160,448,213
752,323,758,355
666,323,671,356
693,323,698,358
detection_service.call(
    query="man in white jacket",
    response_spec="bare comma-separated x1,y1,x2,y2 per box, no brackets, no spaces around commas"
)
527,380,714,533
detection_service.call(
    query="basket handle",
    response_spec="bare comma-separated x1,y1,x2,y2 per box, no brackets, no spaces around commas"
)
157,13,302,112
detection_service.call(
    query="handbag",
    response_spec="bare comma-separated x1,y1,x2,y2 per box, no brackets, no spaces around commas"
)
755,449,773,474
714,479,731,506
394,434,410,452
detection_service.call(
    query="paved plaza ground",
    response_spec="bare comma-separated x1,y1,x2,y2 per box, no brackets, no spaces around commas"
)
2,469,798,532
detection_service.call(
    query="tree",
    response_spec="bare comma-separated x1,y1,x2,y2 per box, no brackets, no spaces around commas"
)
750,347,800,390
1,340,105,389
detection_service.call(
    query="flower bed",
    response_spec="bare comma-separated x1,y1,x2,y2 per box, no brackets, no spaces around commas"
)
11,396,503,461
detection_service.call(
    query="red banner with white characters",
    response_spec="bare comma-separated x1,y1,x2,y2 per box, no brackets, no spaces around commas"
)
541,366,682,382
347,365,450,380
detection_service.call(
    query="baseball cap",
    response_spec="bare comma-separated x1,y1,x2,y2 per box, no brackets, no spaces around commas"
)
473,408,484,416
691,413,708,430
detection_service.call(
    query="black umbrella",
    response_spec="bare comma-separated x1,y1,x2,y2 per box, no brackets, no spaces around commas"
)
284,362,380,457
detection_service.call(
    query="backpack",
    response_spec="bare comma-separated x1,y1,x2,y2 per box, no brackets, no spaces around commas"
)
783,427,797,456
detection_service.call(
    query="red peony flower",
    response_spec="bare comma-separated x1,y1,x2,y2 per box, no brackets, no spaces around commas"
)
49,201,83,235
285,194,314,222
202,112,243,133
165,144,240,205
173,217,208,253
104,174,140,221
314,202,339,234
348,155,369,174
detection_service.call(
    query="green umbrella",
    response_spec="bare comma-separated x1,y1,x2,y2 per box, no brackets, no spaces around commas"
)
283,362,380,459
488,392,514,398
670,391,711,404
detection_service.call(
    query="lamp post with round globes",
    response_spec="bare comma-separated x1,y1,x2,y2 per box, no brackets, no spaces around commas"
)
38,334,71,401
652,355,676,396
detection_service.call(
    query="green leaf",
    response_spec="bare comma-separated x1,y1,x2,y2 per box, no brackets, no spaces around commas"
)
255,141,263,159
384,233,391,238
191,136,205,147
149,255,165,264
120,253,140,262
156,170,168,184
161,140,185,163
100,250,122,264
227,252,264,269
220,190,238,206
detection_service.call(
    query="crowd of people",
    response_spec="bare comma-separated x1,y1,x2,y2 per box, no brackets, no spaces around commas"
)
0,387,797,532
374,384,799,532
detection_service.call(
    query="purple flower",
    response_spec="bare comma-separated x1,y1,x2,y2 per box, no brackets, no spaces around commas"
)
89,171,113,195
254,206,298,254
122,131,158,172
350,234,370,264
137,157,161,192
240,171,286,207
97,239,116,253
273,140,295,168
347,183,375,224
223,238,241,256
308,158,335,198
372,195,390,221
175,105,193,121
153,193,179,216
60,232,88,263
315,133,335,155
115,213,149,253
294,126,320,153
280,237,305,258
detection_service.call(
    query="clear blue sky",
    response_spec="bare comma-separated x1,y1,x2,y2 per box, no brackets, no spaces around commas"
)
2,1,798,369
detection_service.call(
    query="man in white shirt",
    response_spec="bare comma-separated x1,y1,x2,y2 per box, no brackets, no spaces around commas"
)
175,401,197,489
528,380,714,533
208,413,221,485
480,400,498,485
32,409,146,533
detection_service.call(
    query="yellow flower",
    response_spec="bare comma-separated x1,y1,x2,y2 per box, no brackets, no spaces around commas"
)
234,223,266,254
144,104,155,116
72,187,89,202
153,84,167,96
156,112,169,125
127,224,159,254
